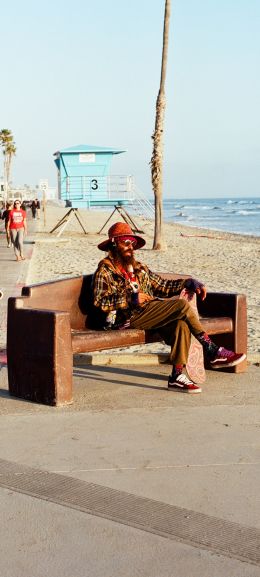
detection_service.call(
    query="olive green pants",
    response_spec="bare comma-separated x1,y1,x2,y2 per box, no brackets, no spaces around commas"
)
130,298,204,365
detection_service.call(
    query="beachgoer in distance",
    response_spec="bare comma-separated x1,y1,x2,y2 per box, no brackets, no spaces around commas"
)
31,199,37,219
92,222,246,394
36,198,41,219
1,201,13,247
7,199,27,261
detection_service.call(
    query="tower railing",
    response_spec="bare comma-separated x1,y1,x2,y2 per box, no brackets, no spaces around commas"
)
61,175,155,221
63,175,135,204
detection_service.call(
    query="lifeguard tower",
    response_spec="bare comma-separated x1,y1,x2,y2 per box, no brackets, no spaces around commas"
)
52,143,148,235
53,144,134,209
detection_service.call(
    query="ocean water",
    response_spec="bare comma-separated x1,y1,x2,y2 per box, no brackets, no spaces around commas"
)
162,197,260,237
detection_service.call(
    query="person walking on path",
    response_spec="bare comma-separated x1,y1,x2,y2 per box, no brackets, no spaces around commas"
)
1,201,13,247
36,198,41,219
7,199,27,261
92,222,246,394
31,199,37,219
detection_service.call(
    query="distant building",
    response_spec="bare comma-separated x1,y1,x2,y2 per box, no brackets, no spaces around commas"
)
0,181,57,204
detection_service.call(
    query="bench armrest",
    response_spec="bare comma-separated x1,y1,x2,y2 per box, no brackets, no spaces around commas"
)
197,291,245,315
7,299,73,405
197,291,247,367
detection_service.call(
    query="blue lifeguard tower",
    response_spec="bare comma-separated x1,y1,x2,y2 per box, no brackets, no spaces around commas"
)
51,143,144,235
54,144,134,208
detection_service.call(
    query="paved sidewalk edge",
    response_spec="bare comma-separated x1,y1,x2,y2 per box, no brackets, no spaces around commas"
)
74,351,260,366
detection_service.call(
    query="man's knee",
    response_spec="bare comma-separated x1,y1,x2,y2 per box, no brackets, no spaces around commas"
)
171,298,191,315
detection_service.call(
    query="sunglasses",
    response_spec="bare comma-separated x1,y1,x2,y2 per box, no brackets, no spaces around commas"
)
14,202,21,205
120,239,137,247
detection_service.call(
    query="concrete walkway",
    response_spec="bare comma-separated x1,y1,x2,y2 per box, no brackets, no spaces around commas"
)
0,215,37,351
0,362,260,576
0,217,260,576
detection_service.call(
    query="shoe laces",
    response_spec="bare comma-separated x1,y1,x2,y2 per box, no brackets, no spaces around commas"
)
216,346,234,360
174,373,195,386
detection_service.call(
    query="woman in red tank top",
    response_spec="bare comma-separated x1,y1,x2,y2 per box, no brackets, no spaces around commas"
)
7,199,27,261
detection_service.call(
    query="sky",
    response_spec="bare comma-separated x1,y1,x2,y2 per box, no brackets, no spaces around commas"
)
0,0,259,198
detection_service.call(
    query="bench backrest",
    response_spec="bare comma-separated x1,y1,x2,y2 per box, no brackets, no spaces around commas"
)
19,272,202,331
21,274,93,330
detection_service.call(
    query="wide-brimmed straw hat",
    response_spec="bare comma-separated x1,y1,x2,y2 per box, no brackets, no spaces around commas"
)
98,222,146,251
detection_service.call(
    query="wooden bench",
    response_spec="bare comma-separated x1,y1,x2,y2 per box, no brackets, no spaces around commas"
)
7,273,247,406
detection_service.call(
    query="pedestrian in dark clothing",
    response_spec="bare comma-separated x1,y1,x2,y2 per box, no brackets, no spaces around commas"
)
1,201,13,247
31,199,37,219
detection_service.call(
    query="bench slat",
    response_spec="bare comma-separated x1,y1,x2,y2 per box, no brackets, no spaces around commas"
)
71,317,233,354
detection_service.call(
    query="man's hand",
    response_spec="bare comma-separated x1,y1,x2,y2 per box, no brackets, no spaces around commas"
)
184,278,207,301
138,292,154,305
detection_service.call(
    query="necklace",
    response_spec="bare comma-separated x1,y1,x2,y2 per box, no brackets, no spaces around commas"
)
116,263,136,281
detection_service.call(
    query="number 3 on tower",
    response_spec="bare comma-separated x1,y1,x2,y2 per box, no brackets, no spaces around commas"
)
91,179,98,190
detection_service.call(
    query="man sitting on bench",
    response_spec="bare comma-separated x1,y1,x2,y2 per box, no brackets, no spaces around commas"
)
92,222,246,394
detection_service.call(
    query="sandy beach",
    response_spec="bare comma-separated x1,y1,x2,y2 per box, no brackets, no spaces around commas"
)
26,205,260,355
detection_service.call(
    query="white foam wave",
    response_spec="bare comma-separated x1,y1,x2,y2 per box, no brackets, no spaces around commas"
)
236,210,260,215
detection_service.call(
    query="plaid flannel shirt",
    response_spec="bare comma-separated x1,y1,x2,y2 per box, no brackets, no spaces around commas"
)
92,257,187,326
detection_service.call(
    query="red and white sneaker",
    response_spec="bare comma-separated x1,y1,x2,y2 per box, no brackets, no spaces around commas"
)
168,373,202,394
210,347,246,369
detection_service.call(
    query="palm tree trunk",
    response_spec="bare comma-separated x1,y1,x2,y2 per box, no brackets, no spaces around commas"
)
6,153,11,188
151,0,171,250
3,155,9,200
0,129,15,201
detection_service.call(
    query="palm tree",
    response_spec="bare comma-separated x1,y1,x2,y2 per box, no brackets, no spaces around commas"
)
150,0,171,250
0,129,16,200
4,142,17,192
0,129,12,146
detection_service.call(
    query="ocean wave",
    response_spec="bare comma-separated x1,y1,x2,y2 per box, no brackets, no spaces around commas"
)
190,205,221,211
175,212,186,217
236,210,260,216
163,198,260,235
